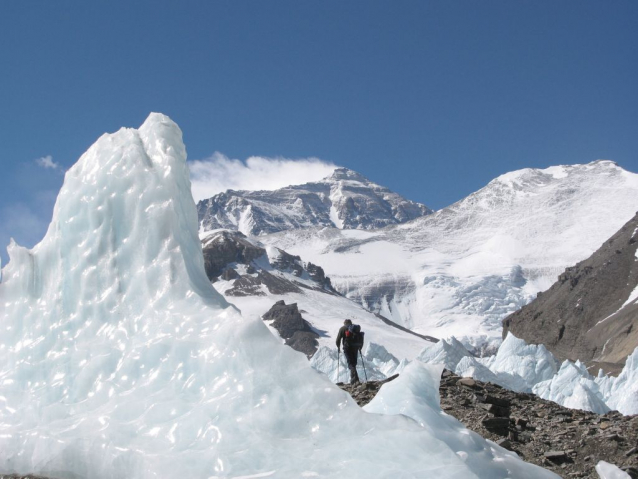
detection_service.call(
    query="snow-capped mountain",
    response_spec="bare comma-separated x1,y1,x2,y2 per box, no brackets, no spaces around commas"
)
257,161,638,352
197,167,432,235
200,229,436,361
503,211,638,374
0,114,560,478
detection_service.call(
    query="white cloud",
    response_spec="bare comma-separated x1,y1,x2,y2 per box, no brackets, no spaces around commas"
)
188,152,338,202
35,155,59,169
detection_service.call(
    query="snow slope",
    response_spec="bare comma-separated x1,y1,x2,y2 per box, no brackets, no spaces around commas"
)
258,161,638,350
0,114,558,478
200,229,434,361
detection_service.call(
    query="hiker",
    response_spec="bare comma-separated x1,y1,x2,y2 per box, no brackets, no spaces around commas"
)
336,319,364,384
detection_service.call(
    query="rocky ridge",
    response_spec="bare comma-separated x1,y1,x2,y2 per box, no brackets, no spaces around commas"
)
339,371,638,478
503,211,638,374
262,300,321,357
197,167,432,235
202,230,335,296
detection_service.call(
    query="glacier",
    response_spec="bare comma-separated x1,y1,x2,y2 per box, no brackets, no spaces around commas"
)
0,114,560,478
256,161,638,351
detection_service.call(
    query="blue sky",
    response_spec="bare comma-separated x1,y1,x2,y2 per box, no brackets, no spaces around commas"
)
1,1,637,264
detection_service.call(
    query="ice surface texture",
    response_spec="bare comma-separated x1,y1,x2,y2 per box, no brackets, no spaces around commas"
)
414,333,638,415
0,114,558,478
596,461,631,479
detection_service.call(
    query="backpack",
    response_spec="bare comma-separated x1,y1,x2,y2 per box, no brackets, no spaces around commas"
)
345,324,364,349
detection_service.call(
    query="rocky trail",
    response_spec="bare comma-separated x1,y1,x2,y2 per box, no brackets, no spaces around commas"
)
339,371,638,478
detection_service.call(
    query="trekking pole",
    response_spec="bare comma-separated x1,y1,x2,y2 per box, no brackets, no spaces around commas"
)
337,349,340,383
359,350,368,383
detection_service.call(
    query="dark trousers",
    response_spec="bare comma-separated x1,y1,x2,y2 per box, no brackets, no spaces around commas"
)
344,347,360,384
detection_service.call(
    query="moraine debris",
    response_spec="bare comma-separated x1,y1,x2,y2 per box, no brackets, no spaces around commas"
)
339,369,638,478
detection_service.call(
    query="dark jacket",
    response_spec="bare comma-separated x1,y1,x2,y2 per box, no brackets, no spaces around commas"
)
336,325,348,349
336,325,362,350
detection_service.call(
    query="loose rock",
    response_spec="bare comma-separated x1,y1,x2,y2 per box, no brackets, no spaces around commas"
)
338,369,638,477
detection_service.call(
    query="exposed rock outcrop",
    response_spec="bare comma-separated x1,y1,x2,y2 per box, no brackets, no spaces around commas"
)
503,212,638,374
201,230,335,296
262,301,319,357
202,230,265,280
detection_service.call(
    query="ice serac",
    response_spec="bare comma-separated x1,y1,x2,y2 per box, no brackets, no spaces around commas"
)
0,114,557,478
365,363,559,479
532,360,610,414
197,166,432,235
416,336,472,371
429,333,638,415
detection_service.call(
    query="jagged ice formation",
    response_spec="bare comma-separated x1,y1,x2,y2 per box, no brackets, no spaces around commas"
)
0,114,558,479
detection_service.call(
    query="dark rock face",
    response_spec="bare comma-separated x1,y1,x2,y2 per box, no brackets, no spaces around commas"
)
201,230,336,296
503,212,638,374
305,262,333,290
225,271,303,296
202,230,265,280
269,249,304,277
262,301,319,357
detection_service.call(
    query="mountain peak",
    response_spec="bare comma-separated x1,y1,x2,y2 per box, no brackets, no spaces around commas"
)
492,160,624,189
198,167,432,235
327,167,370,183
